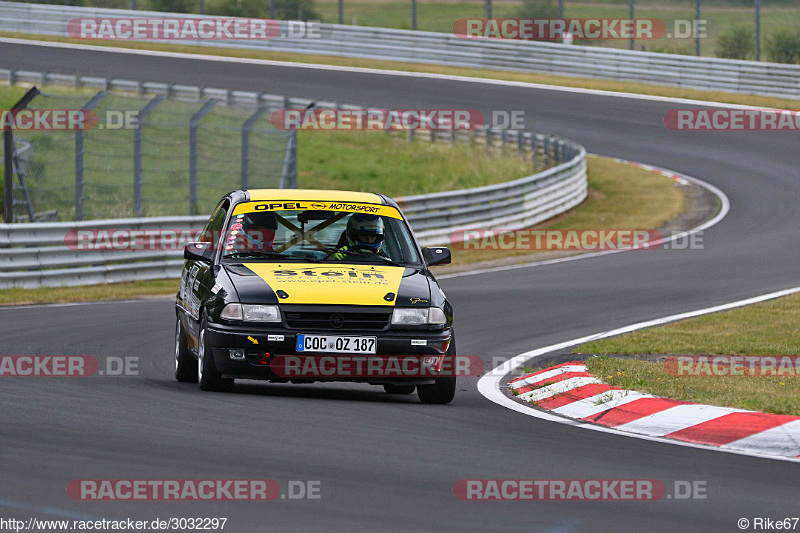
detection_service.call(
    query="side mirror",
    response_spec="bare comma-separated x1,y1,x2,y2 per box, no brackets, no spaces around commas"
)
422,247,451,266
184,242,215,263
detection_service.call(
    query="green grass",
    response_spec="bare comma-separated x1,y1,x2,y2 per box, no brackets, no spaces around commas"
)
297,130,534,197
0,278,178,306
578,292,800,415
578,292,800,356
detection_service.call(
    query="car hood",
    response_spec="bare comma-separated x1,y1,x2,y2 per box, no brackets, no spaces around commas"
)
224,263,431,306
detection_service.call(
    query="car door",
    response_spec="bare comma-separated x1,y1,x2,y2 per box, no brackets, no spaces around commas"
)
182,199,230,350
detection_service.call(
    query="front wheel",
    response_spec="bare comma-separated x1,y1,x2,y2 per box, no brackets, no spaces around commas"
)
174,316,197,383
198,316,234,393
417,332,457,404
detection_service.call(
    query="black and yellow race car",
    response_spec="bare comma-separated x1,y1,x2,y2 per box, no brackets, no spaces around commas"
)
174,189,456,403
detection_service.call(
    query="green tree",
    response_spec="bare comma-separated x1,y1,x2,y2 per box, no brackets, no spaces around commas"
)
515,0,558,19
715,26,753,60
206,0,318,20
145,0,196,13
766,28,800,64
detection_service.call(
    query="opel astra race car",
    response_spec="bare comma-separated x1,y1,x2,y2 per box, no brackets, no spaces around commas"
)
174,189,456,404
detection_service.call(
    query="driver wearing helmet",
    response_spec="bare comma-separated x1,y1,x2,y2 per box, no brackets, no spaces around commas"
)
334,213,386,260
230,211,277,252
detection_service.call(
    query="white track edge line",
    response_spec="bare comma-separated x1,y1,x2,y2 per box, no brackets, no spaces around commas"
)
477,285,800,463
0,37,791,112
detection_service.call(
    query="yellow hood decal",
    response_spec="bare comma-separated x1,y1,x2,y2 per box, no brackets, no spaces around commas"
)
243,263,404,305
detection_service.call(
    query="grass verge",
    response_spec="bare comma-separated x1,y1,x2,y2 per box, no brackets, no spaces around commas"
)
0,278,178,306
3,31,800,112
577,292,800,415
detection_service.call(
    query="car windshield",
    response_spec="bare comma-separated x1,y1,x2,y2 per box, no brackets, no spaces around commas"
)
221,205,421,265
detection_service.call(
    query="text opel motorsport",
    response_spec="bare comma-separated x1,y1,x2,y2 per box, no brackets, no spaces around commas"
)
174,190,456,403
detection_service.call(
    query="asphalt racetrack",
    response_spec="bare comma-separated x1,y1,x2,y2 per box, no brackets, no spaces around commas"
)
1,41,799,532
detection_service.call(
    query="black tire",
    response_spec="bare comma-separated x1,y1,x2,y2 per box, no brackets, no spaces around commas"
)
417,332,457,404
384,384,415,395
197,316,234,392
174,316,198,383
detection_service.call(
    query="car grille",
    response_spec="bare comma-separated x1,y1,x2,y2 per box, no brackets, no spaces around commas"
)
284,311,391,331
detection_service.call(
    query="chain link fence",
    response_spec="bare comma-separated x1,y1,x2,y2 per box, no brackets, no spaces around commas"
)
6,89,294,222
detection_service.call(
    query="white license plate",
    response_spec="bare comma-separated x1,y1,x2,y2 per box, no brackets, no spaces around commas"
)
296,334,377,354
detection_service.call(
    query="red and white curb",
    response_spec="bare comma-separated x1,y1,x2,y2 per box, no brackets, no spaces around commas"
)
511,361,800,459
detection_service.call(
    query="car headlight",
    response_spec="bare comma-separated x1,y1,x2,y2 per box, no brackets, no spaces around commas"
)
391,307,446,325
221,303,281,322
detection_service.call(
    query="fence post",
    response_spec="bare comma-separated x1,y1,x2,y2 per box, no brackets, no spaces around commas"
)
241,105,269,190
3,86,39,224
280,130,297,189
75,90,108,221
189,99,218,215
543,135,551,168
133,94,165,218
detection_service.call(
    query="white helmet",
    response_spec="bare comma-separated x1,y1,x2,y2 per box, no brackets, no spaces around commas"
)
346,214,384,252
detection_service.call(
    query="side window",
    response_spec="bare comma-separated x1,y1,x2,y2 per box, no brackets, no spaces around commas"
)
199,201,229,244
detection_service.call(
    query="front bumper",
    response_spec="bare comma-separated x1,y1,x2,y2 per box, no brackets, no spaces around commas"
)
206,321,452,384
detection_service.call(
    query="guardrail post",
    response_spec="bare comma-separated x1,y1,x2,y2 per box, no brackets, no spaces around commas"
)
3,87,39,224
189,99,218,215
133,94,165,218
75,90,108,221
241,104,269,189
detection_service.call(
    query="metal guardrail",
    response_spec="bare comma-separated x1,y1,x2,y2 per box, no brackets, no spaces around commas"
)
1,1,799,98
0,136,586,288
